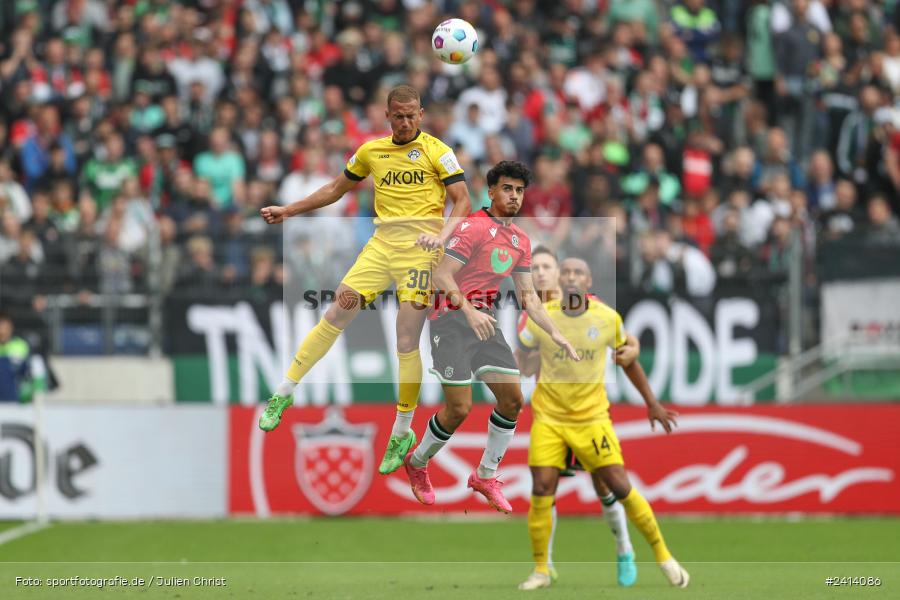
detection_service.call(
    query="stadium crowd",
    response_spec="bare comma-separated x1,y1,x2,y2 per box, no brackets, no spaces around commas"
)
0,0,899,350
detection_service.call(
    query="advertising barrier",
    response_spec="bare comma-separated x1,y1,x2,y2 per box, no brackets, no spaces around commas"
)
169,287,777,404
821,278,900,356
230,404,900,516
0,406,227,519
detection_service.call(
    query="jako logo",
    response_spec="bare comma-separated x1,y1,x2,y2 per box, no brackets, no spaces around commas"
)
380,170,425,186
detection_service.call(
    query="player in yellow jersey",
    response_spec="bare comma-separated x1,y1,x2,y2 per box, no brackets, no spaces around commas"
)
257,85,473,475
519,246,640,587
516,256,690,591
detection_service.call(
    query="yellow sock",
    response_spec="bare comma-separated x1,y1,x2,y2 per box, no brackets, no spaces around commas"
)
620,488,672,563
528,495,554,575
286,319,343,382
397,349,422,412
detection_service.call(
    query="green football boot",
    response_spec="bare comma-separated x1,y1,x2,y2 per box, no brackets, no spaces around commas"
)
258,394,293,431
378,430,416,474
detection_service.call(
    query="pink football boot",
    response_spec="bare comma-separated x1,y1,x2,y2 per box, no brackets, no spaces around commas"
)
404,451,435,505
467,471,512,513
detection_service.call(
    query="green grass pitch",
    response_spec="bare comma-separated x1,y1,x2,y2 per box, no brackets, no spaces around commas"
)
0,517,897,599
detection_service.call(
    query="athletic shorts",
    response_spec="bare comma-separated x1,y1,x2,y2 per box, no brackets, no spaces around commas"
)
341,235,440,305
528,419,624,472
429,309,520,385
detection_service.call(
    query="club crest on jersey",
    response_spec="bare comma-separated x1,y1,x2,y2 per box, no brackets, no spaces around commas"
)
511,234,519,248
407,149,421,161
587,326,599,339
489,227,497,238
444,366,454,378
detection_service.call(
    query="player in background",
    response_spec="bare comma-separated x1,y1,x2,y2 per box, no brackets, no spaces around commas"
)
0,311,31,402
516,257,689,590
403,161,579,513
258,85,472,476
518,246,640,587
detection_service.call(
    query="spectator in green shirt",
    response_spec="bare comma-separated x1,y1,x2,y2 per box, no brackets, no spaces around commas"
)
193,127,246,209
622,143,682,206
747,0,777,124
608,0,661,46
129,82,165,133
81,133,138,212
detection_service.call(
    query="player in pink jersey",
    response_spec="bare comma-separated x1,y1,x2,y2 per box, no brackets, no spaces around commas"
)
402,160,579,512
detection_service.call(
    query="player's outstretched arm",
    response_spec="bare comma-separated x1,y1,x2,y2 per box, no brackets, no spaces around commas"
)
622,360,678,434
416,180,473,250
260,172,359,224
433,255,497,341
513,272,579,361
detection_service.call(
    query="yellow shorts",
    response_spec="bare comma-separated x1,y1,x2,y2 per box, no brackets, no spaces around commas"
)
528,419,624,472
341,234,440,305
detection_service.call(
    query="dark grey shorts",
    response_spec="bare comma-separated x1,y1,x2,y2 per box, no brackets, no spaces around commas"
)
429,309,520,385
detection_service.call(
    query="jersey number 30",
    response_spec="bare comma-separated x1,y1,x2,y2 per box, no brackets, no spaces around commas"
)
406,268,431,291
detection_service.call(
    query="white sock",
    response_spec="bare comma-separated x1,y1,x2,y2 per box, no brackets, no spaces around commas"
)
391,409,415,437
548,504,558,569
275,378,298,397
601,492,634,556
410,414,451,468
476,409,517,479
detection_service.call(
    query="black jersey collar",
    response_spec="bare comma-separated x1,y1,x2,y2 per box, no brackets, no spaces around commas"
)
482,208,510,227
391,129,422,146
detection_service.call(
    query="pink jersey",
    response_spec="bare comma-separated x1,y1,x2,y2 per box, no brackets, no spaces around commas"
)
433,209,532,318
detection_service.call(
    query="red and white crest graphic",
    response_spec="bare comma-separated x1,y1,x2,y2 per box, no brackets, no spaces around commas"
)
292,409,375,515
230,405,900,516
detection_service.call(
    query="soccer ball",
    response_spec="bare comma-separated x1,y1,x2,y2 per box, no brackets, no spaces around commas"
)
432,18,478,65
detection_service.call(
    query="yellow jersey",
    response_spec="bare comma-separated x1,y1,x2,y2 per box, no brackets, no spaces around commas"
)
518,298,627,424
344,131,465,241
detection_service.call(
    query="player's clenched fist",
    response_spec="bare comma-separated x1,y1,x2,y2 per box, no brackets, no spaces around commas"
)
415,233,443,251
614,342,639,367
260,205,287,224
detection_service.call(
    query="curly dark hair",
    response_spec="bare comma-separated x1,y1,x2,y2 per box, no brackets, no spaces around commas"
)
486,160,532,188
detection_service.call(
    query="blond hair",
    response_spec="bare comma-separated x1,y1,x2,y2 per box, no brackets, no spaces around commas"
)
386,85,421,108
